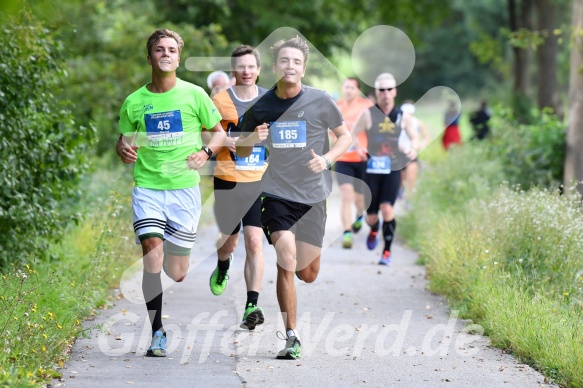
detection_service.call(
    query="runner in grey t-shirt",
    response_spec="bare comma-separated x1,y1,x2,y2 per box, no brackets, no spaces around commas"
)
237,36,351,360
240,85,343,203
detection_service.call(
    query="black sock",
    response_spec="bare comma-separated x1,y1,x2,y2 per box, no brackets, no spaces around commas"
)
246,291,259,307
142,270,164,334
382,219,396,252
369,220,380,233
344,229,351,234
218,256,231,270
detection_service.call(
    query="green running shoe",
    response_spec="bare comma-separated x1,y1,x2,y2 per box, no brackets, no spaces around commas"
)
342,232,353,249
240,303,265,330
146,330,167,357
209,254,232,296
352,214,364,233
276,332,301,360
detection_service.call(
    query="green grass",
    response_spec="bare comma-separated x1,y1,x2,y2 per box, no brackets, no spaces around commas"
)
401,143,583,387
0,160,140,386
0,158,219,386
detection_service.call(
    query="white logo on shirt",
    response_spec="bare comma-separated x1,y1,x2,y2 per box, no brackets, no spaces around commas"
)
298,111,304,118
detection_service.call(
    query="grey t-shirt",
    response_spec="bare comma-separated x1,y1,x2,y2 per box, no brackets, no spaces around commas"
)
240,85,343,203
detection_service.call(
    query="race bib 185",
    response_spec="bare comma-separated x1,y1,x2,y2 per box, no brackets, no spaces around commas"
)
270,121,307,148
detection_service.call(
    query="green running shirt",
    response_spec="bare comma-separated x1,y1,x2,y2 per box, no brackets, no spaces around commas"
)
119,79,222,190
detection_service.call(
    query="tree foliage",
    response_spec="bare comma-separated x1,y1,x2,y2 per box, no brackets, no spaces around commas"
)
0,14,95,266
52,0,230,155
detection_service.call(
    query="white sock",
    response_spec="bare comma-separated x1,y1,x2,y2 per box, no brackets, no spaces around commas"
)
287,329,299,341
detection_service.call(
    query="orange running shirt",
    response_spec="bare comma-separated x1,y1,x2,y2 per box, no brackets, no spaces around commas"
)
336,97,373,162
212,86,267,182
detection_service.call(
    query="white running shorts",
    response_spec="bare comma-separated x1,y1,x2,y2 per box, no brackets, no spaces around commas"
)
132,186,201,248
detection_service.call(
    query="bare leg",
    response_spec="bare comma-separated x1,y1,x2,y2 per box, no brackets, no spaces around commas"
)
243,226,264,292
272,230,297,330
296,241,321,283
339,183,355,231
216,232,239,261
405,162,419,201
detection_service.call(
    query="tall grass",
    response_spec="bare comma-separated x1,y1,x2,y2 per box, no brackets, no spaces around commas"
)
0,161,139,386
401,143,583,387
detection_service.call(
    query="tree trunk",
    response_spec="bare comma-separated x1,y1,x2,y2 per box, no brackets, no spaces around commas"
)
508,0,533,120
535,0,562,118
564,0,583,192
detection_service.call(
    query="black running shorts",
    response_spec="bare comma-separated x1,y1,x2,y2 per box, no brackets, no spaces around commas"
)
213,177,262,235
334,161,368,194
365,172,401,214
261,195,327,248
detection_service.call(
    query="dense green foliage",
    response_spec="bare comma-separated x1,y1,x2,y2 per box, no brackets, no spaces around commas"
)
0,163,138,385
0,0,579,384
0,16,95,266
54,0,229,155
488,107,567,188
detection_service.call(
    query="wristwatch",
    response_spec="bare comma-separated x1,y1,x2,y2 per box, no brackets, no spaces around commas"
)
202,146,213,159
322,155,332,170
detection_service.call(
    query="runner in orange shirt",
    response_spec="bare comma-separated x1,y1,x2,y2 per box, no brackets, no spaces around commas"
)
209,45,268,331
334,78,373,248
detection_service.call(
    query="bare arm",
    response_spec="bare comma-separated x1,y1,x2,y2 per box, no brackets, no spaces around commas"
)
236,123,269,158
116,133,139,164
186,123,226,170
307,123,352,173
350,109,371,158
401,113,419,159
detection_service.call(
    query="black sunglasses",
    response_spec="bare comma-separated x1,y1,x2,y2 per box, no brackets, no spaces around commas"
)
377,88,394,92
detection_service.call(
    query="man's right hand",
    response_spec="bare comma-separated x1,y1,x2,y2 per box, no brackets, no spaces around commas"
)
116,135,139,164
255,123,269,141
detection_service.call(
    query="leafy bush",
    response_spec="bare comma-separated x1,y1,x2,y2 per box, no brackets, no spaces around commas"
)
55,0,229,156
0,163,139,386
488,106,566,188
0,15,95,266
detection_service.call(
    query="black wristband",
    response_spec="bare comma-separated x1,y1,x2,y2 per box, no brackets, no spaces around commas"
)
202,146,212,159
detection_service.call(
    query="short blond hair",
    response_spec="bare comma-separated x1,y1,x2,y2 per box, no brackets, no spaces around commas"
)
374,73,396,89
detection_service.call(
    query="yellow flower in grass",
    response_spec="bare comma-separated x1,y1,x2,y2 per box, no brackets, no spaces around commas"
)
42,346,46,352
564,292,569,296
56,323,62,329
42,333,47,339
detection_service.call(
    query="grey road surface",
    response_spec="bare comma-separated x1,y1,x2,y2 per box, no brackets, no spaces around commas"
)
57,191,554,388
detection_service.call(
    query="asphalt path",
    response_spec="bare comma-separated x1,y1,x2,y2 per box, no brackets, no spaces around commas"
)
57,189,554,388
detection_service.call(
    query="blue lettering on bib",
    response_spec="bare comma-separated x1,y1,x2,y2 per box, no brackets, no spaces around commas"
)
366,156,391,174
270,121,307,148
145,110,184,147
235,146,266,170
